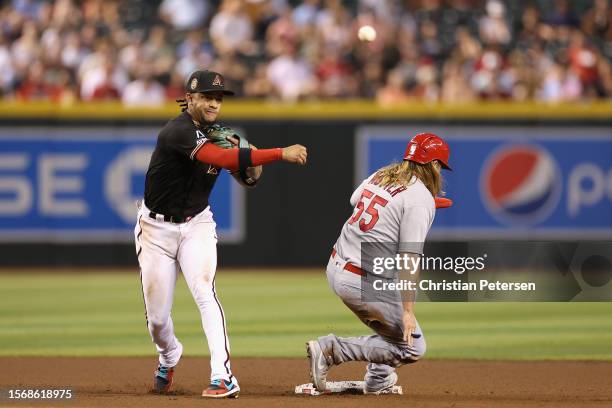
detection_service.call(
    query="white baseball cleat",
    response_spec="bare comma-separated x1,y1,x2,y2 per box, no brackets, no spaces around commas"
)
306,340,330,392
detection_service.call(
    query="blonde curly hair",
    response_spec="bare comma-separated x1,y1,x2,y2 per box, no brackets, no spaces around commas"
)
372,160,443,197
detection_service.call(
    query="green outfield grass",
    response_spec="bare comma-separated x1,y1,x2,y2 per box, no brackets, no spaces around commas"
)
0,271,611,360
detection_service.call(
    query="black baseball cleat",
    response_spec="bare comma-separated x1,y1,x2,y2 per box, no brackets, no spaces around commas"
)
153,364,175,393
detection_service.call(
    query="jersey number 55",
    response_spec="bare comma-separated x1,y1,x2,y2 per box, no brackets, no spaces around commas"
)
348,189,388,232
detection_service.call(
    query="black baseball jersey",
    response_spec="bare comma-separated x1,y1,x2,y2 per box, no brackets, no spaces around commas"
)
144,111,219,217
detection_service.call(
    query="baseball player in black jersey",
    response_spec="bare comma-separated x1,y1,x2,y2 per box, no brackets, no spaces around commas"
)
135,70,307,398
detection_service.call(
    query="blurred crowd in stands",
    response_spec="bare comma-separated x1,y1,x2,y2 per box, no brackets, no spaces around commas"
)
0,0,610,105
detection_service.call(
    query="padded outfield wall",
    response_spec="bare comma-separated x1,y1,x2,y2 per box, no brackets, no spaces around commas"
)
0,101,610,267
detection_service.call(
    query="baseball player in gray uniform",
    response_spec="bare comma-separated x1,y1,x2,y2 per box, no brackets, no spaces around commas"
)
306,133,452,394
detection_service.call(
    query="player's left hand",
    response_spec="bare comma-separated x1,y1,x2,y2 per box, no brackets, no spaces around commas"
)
402,310,417,347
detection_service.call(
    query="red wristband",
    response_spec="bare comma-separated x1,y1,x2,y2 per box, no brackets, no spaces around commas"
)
251,148,282,165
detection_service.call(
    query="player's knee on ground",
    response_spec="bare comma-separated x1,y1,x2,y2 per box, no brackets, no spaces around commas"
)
364,363,395,384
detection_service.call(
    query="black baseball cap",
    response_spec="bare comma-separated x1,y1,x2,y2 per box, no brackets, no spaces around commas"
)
185,70,234,95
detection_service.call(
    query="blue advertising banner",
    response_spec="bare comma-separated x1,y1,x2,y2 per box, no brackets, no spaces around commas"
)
356,126,612,239
0,128,244,243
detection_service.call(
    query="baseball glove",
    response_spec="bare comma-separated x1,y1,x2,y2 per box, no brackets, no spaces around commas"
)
204,124,251,149
205,124,259,187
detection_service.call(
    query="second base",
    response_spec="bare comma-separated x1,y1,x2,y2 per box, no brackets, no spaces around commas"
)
295,381,403,396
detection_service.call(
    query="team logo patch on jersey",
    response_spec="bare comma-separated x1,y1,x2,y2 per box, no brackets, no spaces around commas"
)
207,165,219,175
212,75,223,87
480,144,561,225
190,78,198,90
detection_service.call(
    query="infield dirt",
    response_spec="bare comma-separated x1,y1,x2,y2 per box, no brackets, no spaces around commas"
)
2,357,611,407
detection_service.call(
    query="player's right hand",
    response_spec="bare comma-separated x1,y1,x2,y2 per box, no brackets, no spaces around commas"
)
282,144,307,165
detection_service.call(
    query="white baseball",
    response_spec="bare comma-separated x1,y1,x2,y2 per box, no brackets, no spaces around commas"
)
358,25,377,42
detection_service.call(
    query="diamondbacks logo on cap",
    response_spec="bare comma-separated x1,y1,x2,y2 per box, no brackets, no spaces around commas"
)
212,74,223,87
190,78,198,90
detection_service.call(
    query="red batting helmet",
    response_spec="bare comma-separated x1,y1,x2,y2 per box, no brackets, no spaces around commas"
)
403,132,452,170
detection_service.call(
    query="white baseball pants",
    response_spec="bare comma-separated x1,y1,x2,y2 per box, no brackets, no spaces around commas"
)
134,202,235,382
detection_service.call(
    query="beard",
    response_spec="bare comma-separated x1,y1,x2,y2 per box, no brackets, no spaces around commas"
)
187,107,209,126
203,110,219,124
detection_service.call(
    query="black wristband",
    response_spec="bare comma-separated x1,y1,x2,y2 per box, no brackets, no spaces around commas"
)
238,148,257,186
238,148,252,171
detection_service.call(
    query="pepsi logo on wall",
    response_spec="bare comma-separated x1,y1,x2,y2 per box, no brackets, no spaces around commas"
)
480,144,562,226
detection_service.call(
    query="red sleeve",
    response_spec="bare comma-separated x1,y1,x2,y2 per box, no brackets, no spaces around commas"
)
195,142,283,170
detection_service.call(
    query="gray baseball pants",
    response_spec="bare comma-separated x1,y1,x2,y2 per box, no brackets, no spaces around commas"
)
317,254,426,392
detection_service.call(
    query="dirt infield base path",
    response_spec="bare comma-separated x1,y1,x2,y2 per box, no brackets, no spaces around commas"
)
2,357,611,408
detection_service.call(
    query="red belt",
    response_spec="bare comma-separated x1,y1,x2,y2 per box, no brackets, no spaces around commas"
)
331,248,364,276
